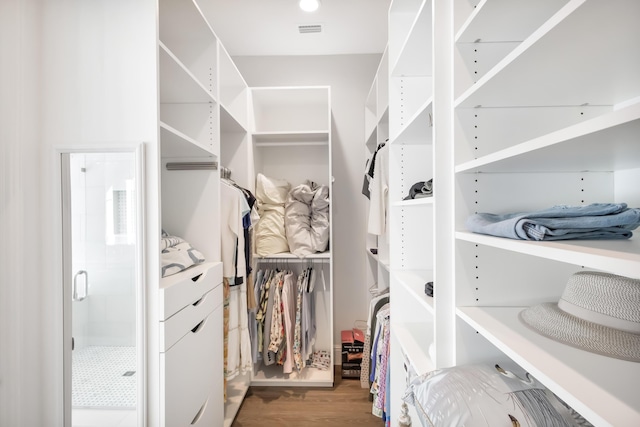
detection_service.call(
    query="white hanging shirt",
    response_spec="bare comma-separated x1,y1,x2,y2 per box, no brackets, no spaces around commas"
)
367,144,389,235
221,181,250,280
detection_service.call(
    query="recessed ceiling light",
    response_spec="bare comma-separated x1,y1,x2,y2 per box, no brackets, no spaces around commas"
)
299,0,320,12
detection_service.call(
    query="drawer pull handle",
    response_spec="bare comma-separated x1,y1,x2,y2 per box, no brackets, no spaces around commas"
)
191,273,203,282
192,295,205,306
191,397,208,425
191,318,207,333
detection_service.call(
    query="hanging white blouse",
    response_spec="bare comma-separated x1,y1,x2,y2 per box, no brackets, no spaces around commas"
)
221,180,250,280
368,144,389,235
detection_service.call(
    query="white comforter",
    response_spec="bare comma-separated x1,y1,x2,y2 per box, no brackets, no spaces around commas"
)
285,181,330,257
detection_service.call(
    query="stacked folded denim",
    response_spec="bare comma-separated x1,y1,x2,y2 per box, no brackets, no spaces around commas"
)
466,203,640,241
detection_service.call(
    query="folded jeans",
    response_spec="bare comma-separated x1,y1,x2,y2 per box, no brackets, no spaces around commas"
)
466,203,640,241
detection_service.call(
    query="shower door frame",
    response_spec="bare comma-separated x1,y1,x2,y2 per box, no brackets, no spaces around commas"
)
58,144,146,427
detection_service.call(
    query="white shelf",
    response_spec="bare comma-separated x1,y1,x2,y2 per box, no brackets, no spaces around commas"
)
254,251,330,261
390,97,433,145
391,0,432,77
158,0,217,89
366,248,379,262
220,106,247,134
159,43,215,104
392,197,433,208
455,102,640,173
251,364,333,387
160,122,216,158
389,0,429,75
456,231,640,279
393,322,435,376
455,0,640,108
365,115,377,147
395,270,434,315
251,86,330,134
219,44,248,130
365,125,378,148
457,306,640,426
376,48,390,118
159,0,215,47
455,0,569,43
253,131,329,146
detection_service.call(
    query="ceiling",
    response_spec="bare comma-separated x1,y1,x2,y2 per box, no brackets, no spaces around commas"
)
201,0,391,57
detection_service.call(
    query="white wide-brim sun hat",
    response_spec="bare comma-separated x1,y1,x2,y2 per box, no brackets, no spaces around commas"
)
520,270,640,363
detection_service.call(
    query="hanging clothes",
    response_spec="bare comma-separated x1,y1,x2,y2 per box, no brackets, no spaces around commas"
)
221,180,253,389
370,303,390,419
221,180,249,284
361,290,390,389
262,270,281,366
292,271,305,371
301,267,317,362
362,141,387,199
281,271,297,374
368,144,389,235
252,266,319,374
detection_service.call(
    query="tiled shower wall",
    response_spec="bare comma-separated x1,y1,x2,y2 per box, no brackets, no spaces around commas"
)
70,153,136,349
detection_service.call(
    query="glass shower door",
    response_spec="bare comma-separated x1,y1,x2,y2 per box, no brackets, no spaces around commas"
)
62,150,142,427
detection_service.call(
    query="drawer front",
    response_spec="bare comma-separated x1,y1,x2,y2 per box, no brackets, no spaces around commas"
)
188,392,220,427
160,282,222,352
159,262,222,320
161,304,222,427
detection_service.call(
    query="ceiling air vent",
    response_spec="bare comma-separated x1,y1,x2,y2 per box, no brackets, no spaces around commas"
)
298,24,322,34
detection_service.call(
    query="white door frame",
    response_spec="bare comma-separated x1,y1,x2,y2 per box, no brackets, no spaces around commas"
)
57,144,146,427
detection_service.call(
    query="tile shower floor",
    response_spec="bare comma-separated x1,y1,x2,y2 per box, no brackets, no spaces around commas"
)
72,346,136,409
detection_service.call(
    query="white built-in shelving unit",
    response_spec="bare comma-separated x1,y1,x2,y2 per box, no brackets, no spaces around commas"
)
364,46,391,294
386,0,437,425
379,0,640,426
157,0,224,426
159,2,335,417
250,86,334,387
451,0,640,426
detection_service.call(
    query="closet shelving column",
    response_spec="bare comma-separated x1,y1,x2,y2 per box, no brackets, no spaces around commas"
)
387,0,435,425
453,0,640,425
158,0,223,425
219,42,251,188
365,46,390,293
158,0,220,256
250,86,334,387
217,41,252,427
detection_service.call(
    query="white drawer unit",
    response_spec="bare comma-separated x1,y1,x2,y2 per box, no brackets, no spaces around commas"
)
159,262,221,320
160,279,223,352
159,262,223,427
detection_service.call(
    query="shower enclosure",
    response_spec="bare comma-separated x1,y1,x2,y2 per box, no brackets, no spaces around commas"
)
61,149,143,427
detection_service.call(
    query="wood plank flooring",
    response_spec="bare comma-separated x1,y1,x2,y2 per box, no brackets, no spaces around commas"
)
231,367,384,426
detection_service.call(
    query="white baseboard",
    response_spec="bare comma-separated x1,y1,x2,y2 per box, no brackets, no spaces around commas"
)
334,344,341,365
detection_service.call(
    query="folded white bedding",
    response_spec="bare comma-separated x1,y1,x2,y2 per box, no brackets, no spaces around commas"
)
161,230,205,277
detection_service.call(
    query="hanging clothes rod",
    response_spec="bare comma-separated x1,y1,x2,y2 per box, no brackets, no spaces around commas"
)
166,161,218,171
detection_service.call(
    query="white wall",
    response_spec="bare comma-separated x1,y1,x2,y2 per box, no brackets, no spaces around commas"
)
1,0,159,424
0,0,44,425
234,54,381,349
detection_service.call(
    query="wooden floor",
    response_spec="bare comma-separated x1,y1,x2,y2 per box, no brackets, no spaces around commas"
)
231,367,384,426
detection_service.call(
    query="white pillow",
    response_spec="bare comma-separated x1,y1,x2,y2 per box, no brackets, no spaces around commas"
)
256,173,290,205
